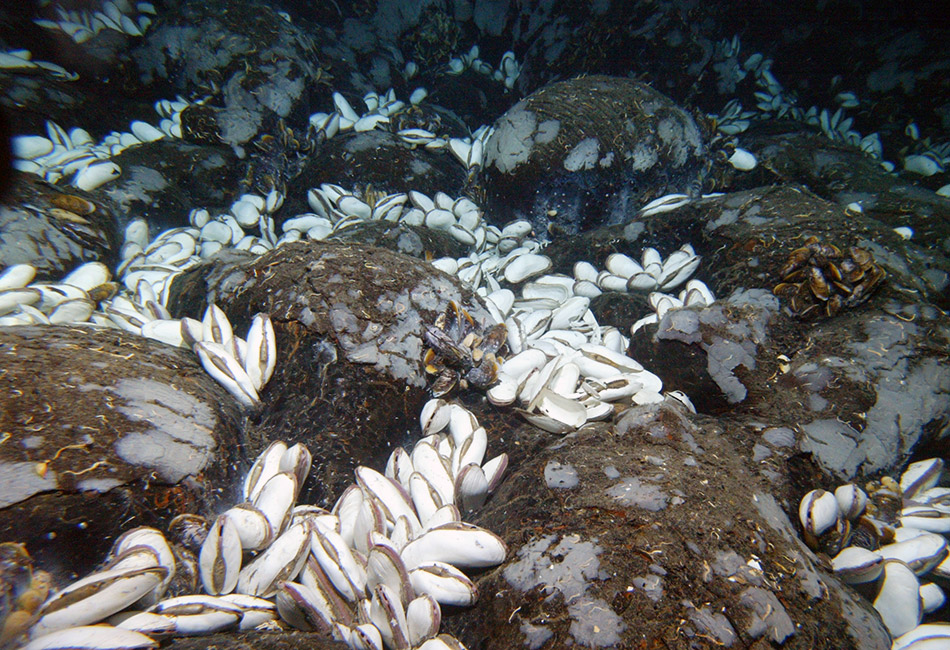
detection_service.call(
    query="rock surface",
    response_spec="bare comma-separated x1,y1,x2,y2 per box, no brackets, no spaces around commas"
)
2,1,949,647
168,241,493,507
444,399,893,649
0,174,118,279
481,75,708,235
0,325,244,583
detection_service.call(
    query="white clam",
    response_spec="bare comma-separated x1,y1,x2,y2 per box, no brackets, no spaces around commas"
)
199,515,243,595
399,522,506,570
503,254,552,284
872,560,922,637
798,489,839,538
73,161,121,191
21,626,157,650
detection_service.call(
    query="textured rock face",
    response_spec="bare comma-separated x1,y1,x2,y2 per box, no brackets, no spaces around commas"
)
2,1,949,646
443,400,892,649
102,139,243,234
0,325,244,582
130,0,323,151
0,174,118,279
615,184,950,480
481,75,708,236
168,240,494,507
290,130,469,202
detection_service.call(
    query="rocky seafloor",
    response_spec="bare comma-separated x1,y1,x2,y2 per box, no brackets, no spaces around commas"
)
1,1,949,649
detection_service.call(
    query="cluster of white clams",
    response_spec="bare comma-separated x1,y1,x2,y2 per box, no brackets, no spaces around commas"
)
16,398,508,650
708,34,950,185
0,178,716,423
0,264,278,411
301,184,714,432
9,81,490,195
0,50,744,650
0,168,716,648
307,89,493,171
8,33,522,183
0,49,77,82
798,458,950,648
32,0,155,43
10,99,198,191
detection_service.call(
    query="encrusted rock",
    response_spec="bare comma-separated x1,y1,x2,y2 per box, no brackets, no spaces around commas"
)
0,174,118,279
287,130,468,213
130,0,324,150
102,139,244,234
480,75,708,236
0,325,244,583
167,241,493,507
628,298,777,413
444,399,892,649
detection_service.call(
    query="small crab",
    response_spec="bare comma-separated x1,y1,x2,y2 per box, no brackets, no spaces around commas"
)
773,236,885,319
423,301,508,397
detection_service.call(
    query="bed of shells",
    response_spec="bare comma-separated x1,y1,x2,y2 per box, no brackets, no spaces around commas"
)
0,161,715,430
3,18,948,650
5,398,507,650
798,458,950,647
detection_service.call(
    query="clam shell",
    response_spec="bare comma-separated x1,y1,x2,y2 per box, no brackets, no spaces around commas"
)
411,442,455,507
235,521,311,598
892,623,950,650
63,261,110,292
834,484,868,520
252,472,297,536
367,544,414,607
297,556,357,627
399,522,506,570
73,161,120,191
222,503,273,551
356,466,421,535
385,447,414,492
310,526,367,602
799,489,839,538
0,264,37,290
0,288,40,316
148,594,243,635
199,515,242,595
503,253,551,284
21,626,157,650
879,534,948,575
369,584,410,650
33,565,167,637
275,581,335,633
901,458,944,500
408,561,477,607
831,546,883,584
605,253,642,278
872,560,922,637
218,593,278,630
406,594,441,647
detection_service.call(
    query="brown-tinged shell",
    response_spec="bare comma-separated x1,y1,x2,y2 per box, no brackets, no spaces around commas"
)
422,301,509,397
49,194,96,215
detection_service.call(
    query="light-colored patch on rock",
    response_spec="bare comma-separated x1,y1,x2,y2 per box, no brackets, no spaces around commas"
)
606,476,668,511
107,378,217,483
544,460,579,488
627,141,659,171
563,137,601,172
0,461,59,508
740,587,795,643
505,534,626,648
485,102,537,173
